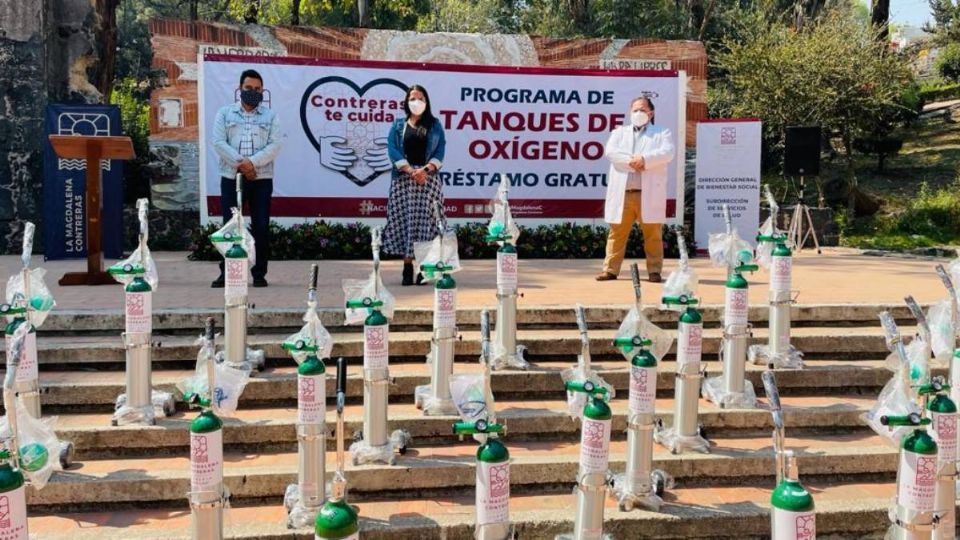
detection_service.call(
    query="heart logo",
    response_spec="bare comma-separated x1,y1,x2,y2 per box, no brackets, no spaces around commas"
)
300,76,408,187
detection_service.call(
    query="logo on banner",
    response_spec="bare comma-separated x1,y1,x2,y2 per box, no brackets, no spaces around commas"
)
300,77,408,187
721,127,737,145
359,199,387,216
57,112,112,172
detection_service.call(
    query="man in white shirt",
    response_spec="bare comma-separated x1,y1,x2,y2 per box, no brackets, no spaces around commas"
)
597,96,675,283
210,69,283,288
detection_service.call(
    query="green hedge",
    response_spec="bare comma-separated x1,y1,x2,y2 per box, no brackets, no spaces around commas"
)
188,221,695,261
918,81,960,103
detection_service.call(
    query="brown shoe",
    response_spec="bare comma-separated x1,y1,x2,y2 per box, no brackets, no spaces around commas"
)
648,272,662,283
595,272,617,281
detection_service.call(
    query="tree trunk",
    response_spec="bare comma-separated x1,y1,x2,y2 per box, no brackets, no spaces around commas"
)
358,0,371,27
697,0,717,41
871,0,890,41
291,0,301,25
189,0,198,21
94,0,119,103
567,0,590,32
244,0,259,24
687,0,704,38
843,135,858,218
213,0,230,21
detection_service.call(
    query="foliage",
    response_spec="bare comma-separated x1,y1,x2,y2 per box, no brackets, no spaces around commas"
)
891,181,960,241
840,179,960,249
712,9,915,214
110,78,153,203
188,220,696,260
715,10,913,154
841,233,939,250
919,80,960,102
115,0,157,84
926,0,960,43
415,0,512,33
936,42,960,82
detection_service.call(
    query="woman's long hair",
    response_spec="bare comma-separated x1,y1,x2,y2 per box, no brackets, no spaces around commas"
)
403,84,435,135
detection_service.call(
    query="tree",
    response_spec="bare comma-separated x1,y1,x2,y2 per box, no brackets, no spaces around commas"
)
714,10,914,215
243,0,259,23
358,0,370,27
418,0,506,33
871,0,890,41
94,0,121,102
926,0,960,43
937,42,960,81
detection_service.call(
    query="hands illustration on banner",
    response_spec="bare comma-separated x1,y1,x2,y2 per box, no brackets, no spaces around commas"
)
318,135,358,172
363,137,392,174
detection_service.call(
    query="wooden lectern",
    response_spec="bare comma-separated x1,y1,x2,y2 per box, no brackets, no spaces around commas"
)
48,135,135,286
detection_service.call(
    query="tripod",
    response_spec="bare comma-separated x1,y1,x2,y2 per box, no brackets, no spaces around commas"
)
786,176,821,254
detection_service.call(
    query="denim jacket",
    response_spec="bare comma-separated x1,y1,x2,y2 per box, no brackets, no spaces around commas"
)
386,116,446,176
212,102,284,179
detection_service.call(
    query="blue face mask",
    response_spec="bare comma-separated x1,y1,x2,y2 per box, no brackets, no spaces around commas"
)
240,89,263,108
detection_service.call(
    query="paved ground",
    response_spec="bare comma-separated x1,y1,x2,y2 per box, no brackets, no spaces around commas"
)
14,247,954,310
15,247,957,310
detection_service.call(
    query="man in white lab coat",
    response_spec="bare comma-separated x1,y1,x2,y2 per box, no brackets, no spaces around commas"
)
596,96,675,283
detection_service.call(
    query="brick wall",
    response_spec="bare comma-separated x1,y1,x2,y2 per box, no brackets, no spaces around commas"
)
149,19,708,145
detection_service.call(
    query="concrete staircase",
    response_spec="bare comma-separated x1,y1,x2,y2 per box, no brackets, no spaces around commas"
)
8,303,950,539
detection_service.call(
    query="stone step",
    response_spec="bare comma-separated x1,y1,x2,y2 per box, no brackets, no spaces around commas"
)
55,394,875,459
27,479,923,539
26,359,906,411
17,325,911,366
29,433,896,508
39,303,919,333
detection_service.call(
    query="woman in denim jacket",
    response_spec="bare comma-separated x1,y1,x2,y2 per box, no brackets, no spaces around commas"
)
382,84,447,286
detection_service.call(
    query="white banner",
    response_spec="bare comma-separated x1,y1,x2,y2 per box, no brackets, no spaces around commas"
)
693,120,762,251
199,55,686,223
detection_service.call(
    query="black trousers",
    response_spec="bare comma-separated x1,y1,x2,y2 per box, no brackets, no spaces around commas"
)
219,176,272,280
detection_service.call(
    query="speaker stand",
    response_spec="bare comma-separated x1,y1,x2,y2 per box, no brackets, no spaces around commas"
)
786,176,821,254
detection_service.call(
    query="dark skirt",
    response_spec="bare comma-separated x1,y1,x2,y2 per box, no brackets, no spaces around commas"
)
382,172,444,258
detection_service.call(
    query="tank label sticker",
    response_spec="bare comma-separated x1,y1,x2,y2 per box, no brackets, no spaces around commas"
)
629,366,656,415
125,291,152,334
225,258,248,298
477,460,510,525
364,325,389,371
497,252,518,288
772,508,815,540
190,429,223,493
434,289,457,329
298,374,326,425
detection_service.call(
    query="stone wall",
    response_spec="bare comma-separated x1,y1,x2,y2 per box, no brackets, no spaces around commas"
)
0,0,100,254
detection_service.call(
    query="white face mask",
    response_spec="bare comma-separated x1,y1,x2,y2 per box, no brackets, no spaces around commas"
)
631,111,650,128
408,99,426,116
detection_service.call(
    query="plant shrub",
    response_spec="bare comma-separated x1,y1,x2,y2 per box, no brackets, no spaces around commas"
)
189,221,697,261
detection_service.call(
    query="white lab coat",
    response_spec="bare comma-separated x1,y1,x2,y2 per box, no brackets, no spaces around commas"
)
603,123,675,224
